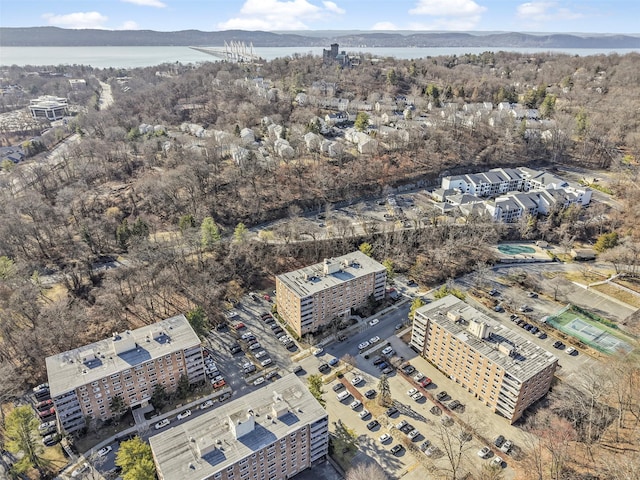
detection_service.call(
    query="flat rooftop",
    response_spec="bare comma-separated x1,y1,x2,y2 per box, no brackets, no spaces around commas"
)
277,250,385,298
149,374,327,480
45,314,200,398
415,295,557,383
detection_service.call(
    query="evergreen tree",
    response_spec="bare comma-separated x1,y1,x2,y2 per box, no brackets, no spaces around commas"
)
377,375,392,406
307,374,326,408
186,305,209,338
200,217,221,249
354,112,370,132
359,242,373,257
4,405,50,475
233,222,249,244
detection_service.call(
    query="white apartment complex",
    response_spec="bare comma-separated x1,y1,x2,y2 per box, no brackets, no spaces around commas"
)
275,251,387,336
411,295,558,423
149,374,329,480
45,315,205,434
436,167,592,223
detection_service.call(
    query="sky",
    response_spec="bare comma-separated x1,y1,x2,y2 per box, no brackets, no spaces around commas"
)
0,0,638,34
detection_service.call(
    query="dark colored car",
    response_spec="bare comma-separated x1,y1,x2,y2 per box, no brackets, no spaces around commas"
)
36,399,53,411
42,433,60,446
318,363,330,373
449,400,461,410
553,340,564,349
229,343,242,354
391,444,404,456
436,391,448,401
372,356,385,366
494,435,506,448
386,406,399,417
332,383,345,392
367,420,379,430
364,389,377,399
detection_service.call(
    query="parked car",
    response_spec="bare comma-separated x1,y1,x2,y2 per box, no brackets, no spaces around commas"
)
249,342,262,351
377,362,388,370
38,421,56,433
265,371,279,381
350,399,362,410
200,400,214,410
253,377,265,386
381,366,393,375
566,347,577,355
364,389,377,399
436,391,448,401
390,444,404,456
478,446,491,458
407,429,420,440
332,383,345,392
401,364,415,374
367,419,379,430
407,388,418,396
553,340,564,349
254,350,268,359
328,357,339,367
418,377,432,387
369,336,380,344
373,356,385,366
396,419,408,430
260,358,273,367
449,400,461,410
413,372,425,382
154,419,170,430
38,407,55,419
425,445,440,457
494,435,505,448
318,363,330,373
313,347,324,356
528,292,538,298
369,318,379,326
385,406,398,416
381,346,394,356
229,343,242,354
430,405,442,415
98,445,113,457
379,433,391,443
407,280,418,287
501,440,513,453
411,392,423,401
213,379,226,388
292,365,303,374
351,376,363,386
35,399,53,411
177,409,192,420
359,409,371,419
358,341,370,350
491,456,504,467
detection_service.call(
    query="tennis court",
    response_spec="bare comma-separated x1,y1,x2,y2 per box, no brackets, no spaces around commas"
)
497,244,536,255
547,306,633,354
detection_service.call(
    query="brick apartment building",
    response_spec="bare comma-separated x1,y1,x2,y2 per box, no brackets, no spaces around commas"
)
275,251,387,336
411,295,558,423
149,374,329,480
45,315,205,434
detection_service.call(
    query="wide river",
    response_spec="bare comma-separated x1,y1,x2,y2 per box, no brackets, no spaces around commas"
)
1,46,638,68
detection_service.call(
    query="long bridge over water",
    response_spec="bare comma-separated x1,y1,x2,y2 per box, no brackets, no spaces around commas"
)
189,41,260,63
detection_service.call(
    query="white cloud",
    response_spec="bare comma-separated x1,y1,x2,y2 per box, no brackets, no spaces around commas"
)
119,20,140,30
407,0,486,30
322,1,345,14
372,21,399,30
409,0,486,17
42,11,109,29
516,2,583,22
121,0,167,7
218,0,344,31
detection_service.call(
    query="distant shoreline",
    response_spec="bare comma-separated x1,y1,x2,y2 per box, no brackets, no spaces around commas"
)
2,27,640,49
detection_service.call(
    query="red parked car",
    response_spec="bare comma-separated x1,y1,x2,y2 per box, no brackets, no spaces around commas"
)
36,399,53,411
38,407,56,419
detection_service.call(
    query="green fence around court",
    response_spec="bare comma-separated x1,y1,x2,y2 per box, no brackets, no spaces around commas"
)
546,305,634,354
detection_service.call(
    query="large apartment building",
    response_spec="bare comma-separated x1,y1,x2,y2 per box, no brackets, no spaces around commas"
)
411,295,558,423
275,251,387,336
149,374,329,480
45,315,205,434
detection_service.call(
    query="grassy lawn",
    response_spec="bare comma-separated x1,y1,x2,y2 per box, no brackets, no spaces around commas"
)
612,277,640,294
592,283,640,309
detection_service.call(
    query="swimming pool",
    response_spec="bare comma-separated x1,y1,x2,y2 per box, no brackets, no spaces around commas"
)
498,244,536,255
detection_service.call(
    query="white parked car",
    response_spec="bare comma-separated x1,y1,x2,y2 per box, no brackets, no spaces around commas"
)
358,341,370,350
199,400,214,410
407,429,420,440
369,335,380,344
395,419,407,430
407,388,418,396
253,376,265,386
369,318,380,326
566,347,576,355
491,456,504,467
260,358,272,366
97,445,113,457
358,409,370,419
177,409,192,420
411,392,423,401
413,372,425,382
249,342,262,351
350,399,362,410
477,446,491,458
313,347,324,356
154,419,170,430
381,346,394,356
379,433,391,443
500,440,513,453
351,376,363,386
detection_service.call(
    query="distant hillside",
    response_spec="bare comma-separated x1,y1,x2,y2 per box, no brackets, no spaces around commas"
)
1,27,640,48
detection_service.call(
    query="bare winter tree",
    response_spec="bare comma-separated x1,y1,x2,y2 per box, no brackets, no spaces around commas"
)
346,462,388,480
